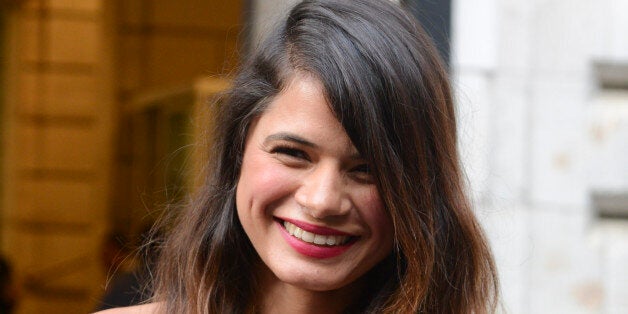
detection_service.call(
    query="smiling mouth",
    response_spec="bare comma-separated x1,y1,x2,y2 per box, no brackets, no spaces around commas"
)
282,221,354,246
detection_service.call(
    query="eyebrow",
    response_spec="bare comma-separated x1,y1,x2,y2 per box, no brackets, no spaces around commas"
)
263,132,363,160
263,132,318,148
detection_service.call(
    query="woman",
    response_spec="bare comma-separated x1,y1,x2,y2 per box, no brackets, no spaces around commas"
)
101,0,499,312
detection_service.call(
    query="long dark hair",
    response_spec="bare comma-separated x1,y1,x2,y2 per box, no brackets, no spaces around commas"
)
153,0,499,312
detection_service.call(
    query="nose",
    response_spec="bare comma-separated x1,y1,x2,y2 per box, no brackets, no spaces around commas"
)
294,164,352,219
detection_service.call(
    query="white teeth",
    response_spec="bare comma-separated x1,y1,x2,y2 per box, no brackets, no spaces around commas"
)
301,230,315,243
283,221,350,246
326,236,336,246
294,227,303,238
313,235,326,245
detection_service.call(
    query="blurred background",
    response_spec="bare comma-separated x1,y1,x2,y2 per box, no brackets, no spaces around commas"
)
0,0,626,313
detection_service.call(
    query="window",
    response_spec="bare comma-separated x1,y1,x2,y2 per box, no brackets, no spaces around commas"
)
590,62,628,219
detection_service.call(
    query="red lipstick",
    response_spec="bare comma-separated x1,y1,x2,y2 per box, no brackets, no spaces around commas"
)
280,217,353,236
276,219,356,259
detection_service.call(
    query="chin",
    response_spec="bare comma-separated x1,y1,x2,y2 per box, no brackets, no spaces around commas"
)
272,265,358,292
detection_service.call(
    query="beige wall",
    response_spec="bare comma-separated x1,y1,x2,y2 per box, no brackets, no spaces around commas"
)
110,0,242,245
1,0,242,313
2,0,115,312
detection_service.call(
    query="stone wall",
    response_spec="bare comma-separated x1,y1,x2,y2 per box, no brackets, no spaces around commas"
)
452,0,628,313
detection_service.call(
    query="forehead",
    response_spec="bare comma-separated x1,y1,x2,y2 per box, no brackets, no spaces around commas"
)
269,76,330,118
249,76,358,155
260,75,332,125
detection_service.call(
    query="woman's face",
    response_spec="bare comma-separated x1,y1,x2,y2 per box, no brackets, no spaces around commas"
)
236,76,394,292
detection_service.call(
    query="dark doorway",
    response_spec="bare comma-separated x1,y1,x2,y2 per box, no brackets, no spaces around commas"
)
402,0,451,66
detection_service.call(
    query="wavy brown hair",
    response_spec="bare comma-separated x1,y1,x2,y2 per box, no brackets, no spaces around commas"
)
152,0,499,313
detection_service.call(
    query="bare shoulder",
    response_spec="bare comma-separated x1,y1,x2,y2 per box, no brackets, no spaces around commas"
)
93,303,160,314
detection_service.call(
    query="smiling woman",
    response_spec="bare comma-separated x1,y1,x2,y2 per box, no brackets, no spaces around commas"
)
235,76,394,302
102,0,499,313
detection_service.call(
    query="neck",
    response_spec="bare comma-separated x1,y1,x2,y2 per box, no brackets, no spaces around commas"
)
253,265,366,314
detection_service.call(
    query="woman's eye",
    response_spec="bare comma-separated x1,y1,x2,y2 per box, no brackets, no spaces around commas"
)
271,146,310,161
351,163,370,174
350,163,374,183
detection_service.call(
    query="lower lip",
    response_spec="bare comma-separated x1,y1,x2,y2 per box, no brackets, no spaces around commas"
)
276,221,354,259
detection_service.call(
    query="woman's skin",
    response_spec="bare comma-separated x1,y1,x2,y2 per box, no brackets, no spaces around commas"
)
94,303,157,314
236,74,394,313
96,75,394,314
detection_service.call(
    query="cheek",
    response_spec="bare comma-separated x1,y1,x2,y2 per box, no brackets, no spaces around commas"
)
237,152,297,213
357,187,394,242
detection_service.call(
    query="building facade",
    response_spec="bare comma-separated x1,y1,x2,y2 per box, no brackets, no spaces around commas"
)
453,0,628,313
1,0,627,313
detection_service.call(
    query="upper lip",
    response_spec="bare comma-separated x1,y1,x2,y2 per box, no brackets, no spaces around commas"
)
277,217,356,236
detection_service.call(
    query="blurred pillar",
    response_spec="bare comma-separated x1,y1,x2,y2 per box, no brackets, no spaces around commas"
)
1,0,115,312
